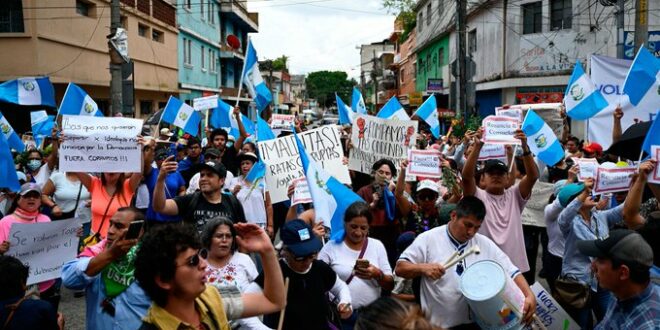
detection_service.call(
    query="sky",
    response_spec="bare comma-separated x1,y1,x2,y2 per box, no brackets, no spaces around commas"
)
247,0,396,79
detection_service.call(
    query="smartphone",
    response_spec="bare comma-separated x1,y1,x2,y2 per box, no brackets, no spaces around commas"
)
125,220,145,240
355,259,370,269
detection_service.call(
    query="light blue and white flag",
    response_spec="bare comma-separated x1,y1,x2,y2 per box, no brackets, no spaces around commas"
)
377,96,409,120
0,77,56,108
0,133,21,191
336,93,354,125
245,160,266,185
351,87,367,114
256,117,276,141
642,110,660,156
0,112,25,152
31,111,55,147
242,40,272,113
622,47,660,106
210,99,254,138
563,61,608,120
293,129,364,242
59,83,103,117
522,110,564,167
162,96,202,137
413,95,439,138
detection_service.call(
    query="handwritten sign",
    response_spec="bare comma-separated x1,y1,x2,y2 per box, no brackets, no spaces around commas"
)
530,282,579,330
349,114,418,174
576,158,599,181
593,166,636,194
7,218,81,285
258,125,349,203
495,106,524,123
478,144,507,161
271,114,295,129
60,115,142,173
291,177,312,205
407,149,442,178
650,146,660,184
482,116,521,145
193,95,218,111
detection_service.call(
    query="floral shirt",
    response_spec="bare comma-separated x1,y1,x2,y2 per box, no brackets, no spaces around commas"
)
205,252,258,292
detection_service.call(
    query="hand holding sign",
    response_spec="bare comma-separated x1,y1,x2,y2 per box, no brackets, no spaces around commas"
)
640,157,658,183
648,147,660,184
482,116,521,145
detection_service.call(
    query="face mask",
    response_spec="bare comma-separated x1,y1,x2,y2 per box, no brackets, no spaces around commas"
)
27,160,41,171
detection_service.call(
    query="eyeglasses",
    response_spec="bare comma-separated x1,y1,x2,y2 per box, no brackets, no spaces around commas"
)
177,249,208,268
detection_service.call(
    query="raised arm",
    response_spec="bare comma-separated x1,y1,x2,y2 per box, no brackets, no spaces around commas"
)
461,128,483,197
45,128,59,170
515,129,539,199
152,156,180,215
71,172,93,192
233,107,248,152
395,160,412,216
623,160,656,229
612,106,623,145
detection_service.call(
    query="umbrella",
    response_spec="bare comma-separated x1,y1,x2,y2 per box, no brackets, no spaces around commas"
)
606,121,651,160
145,108,164,125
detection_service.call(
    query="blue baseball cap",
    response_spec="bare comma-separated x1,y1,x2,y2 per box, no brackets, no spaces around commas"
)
558,183,585,207
281,219,322,257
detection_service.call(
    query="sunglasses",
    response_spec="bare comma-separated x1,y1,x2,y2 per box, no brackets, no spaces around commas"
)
177,249,208,268
418,194,437,202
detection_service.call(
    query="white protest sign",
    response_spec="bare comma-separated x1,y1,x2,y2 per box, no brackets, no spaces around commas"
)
478,144,507,161
349,114,418,174
576,158,599,181
193,95,218,111
593,165,636,194
495,106,524,123
7,218,81,285
482,116,521,145
650,146,660,185
407,149,442,178
258,125,349,203
530,282,580,330
291,177,312,205
271,114,295,129
60,115,143,173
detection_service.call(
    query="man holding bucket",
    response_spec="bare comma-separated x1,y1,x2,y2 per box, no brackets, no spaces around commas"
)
395,196,536,329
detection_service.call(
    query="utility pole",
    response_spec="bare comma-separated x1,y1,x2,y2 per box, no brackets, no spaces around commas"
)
616,0,625,58
634,0,648,50
456,0,467,118
109,0,123,116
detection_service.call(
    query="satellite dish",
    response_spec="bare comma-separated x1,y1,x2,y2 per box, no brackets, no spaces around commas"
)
227,35,240,50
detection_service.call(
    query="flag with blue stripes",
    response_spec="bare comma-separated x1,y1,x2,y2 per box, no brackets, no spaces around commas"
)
622,47,660,106
59,83,103,117
256,117,276,141
0,77,56,108
0,133,20,192
642,110,660,156
563,61,608,120
245,160,266,185
336,93,354,125
377,96,409,120
0,112,25,152
351,87,367,114
293,130,364,241
242,40,272,113
162,96,202,136
522,110,564,167
31,110,55,147
210,99,254,138
413,95,439,138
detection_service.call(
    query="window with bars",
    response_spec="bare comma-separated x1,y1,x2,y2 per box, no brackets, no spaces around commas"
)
201,0,205,21
438,47,445,66
201,45,206,71
0,0,24,33
522,2,542,34
418,12,423,32
184,38,192,66
426,3,432,26
550,0,572,30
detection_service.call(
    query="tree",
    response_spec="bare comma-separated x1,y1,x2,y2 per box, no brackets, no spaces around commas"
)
305,71,354,108
382,0,416,42
272,55,289,72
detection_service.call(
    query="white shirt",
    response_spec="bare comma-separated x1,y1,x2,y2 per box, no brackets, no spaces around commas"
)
397,225,520,328
544,199,566,257
228,176,267,226
318,238,392,309
49,173,90,213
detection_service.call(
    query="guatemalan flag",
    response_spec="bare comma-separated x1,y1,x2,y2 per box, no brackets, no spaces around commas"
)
522,110,564,167
377,96,409,120
31,110,55,147
563,61,608,120
59,83,103,117
351,87,367,114
256,117,276,141
0,77,56,108
413,95,439,138
0,111,25,151
336,93,354,125
210,99,255,138
642,110,660,156
0,133,21,192
245,160,266,185
162,96,202,136
242,40,272,113
293,130,364,242
622,47,660,107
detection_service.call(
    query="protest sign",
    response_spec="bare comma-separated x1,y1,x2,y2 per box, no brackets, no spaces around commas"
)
576,158,599,181
258,125,349,203
193,95,218,111
482,116,521,145
495,106,524,123
270,114,295,129
60,115,142,173
478,144,507,161
407,149,442,178
291,177,312,205
593,165,636,194
7,218,81,285
530,282,579,330
650,146,660,184
349,114,418,174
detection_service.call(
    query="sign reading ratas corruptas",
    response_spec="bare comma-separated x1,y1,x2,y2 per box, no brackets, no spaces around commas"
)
349,114,418,174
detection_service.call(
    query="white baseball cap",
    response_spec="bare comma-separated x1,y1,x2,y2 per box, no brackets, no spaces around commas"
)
416,180,439,193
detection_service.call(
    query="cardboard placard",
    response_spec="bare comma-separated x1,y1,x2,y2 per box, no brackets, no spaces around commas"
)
478,144,507,161
482,116,521,145
576,158,599,181
60,115,143,173
7,218,81,285
291,177,312,205
593,166,636,194
650,146,660,184
407,149,442,178
271,114,295,129
530,282,580,330
349,114,418,174
495,106,524,123
193,95,218,111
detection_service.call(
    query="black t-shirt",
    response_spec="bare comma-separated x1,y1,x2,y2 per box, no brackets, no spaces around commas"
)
0,296,58,330
221,146,239,176
256,260,337,330
173,192,246,231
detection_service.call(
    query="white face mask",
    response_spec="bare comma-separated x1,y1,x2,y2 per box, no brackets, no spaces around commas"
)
27,159,41,172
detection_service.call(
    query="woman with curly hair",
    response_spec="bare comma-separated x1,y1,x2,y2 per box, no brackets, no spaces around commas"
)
356,297,442,330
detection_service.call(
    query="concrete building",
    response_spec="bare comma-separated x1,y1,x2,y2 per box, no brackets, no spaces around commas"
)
262,69,292,114
359,40,395,110
289,74,305,113
388,18,418,109
0,0,179,118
